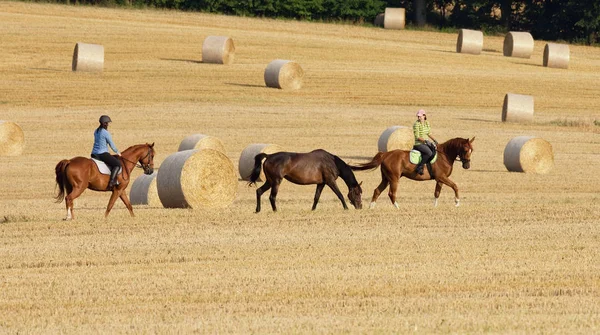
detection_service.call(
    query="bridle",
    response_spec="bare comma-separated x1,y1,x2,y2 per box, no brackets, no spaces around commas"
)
120,146,154,177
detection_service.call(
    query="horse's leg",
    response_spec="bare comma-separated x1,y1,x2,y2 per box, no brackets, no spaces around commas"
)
388,179,400,209
105,190,122,218
64,183,85,221
438,176,460,207
326,181,348,210
312,183,326,210
434,181,443,207
119,191,135,217
370,171,389,209
255,181,271,213
269,180,282,212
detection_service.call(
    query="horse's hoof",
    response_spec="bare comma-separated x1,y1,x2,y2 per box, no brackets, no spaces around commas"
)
433,199,439,207
393,202,400,209
369,202,376,209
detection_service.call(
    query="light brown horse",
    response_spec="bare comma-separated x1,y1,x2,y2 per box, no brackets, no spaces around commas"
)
350,137,474,208
55,143,155,220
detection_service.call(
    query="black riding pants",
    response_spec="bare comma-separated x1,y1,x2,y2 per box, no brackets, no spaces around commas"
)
92,152,121,169
413,144,433,164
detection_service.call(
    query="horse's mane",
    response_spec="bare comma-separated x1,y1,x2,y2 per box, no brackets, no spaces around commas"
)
438,137,468,159
121,143,154,156
333,155,360,188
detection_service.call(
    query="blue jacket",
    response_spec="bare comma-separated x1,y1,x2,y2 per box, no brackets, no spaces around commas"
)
91,128,119,155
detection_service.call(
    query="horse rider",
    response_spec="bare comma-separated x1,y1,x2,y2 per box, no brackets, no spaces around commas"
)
91,115,122,189
412,109,438,175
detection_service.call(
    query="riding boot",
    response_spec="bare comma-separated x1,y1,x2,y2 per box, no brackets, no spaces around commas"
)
108,167,119,189
415,163,424,175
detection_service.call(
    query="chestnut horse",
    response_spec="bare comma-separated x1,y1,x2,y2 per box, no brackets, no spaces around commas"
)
55,143,155,220
249,149,363,212
350,137,474,208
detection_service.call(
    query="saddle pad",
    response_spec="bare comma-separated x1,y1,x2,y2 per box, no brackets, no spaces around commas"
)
92,158,122,175
409,150,437,165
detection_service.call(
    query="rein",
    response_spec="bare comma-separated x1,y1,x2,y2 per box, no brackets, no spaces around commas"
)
119,147,152,180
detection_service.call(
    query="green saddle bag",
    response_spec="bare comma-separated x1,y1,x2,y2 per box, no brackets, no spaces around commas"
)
409,150,437,165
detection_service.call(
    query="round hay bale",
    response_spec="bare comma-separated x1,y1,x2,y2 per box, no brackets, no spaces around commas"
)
503,32,534,58
503,136,553,174
456,29,483,55
377,126,414,152
0,121,24,156
72,42,104,72
543,43,570,69
239,143,283,181
264,60,304,90
502,93,534,122
130,172,160,206
384,8,405,30
374,13,385,27
178,134,226,154
157,149,237,209
202,36,235,65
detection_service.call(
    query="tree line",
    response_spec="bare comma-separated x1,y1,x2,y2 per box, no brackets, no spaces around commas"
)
38,0,600,45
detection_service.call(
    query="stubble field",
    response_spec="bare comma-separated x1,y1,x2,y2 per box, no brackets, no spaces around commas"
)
1,1,600,332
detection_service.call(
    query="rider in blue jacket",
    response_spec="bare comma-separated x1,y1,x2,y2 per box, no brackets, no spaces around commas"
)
91,115,122,189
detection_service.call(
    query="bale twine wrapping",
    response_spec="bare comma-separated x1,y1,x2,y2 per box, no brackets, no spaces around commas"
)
202,36,235,65
130,172,160,206
264,60,304,90
503,136,553,174
0,121,24,156
239,143,284,181
503,32,534,58
157,149,237,209
72,42,104,72
543,43,570,69
384,8,405,30
502,93,534,122
456,29,483,55
178,134,226,154
377,126,414,152
374,13,385,27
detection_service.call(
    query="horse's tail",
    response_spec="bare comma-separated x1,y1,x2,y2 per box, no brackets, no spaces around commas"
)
349,152,385,171
248,153,269,186
54,159,70,203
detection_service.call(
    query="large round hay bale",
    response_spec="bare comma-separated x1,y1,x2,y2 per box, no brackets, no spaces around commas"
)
377,126,414,152
72,42,104,72
384,8,405,30
130,172,160,206
543,43,569,69
502,93,534,122
202,36,235,65
157,149,237,209
374,13,385,27
503,32,534,58
503,136,553,174
264,60,304,90
456,29,483,55
178,134,226,154
0,121,24,156
239,143,283,181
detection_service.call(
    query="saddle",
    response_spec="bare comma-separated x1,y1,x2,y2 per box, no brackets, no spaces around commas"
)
409,150,437,165
91,158,122,176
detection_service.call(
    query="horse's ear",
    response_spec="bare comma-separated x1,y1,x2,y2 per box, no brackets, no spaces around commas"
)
150,142,155,147
469,137,475,143
359,181,363,186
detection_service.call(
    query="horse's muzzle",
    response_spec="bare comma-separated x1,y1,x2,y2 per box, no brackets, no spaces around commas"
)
144,167,154,175
462,160,471,169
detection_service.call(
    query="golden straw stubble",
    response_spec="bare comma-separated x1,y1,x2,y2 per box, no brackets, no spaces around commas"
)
503,136,554,174
0,120,25,156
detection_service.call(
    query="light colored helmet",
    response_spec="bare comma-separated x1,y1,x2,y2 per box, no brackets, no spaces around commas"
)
99,115,112,124
416,109,426,117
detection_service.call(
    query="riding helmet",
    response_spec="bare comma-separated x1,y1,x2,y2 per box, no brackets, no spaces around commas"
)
99,115,112,124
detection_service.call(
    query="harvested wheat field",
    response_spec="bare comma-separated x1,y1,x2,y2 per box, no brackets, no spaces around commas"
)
1,2,600,333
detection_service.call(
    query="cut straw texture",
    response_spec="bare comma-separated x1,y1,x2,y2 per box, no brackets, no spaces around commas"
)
374,13,385,27
0,121,24,156
157,149,237,209
178,134,226,154
503,32,534,58
543,43,570,69
502,93,534,122
72,42,104,72
384,8,405,30
378,126,414,152
456,29,483,55
202,36,235,65
130,172,160,206
264,60,304,90
504,136,554,174
239,143,283,181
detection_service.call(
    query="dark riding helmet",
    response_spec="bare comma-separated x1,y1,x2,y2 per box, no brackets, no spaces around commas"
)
99,115,112,124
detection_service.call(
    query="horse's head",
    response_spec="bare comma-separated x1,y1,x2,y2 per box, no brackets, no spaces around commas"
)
139,143,155,175
458,137,475,169
347,181,363,209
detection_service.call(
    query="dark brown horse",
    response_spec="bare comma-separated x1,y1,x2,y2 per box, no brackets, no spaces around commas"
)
350,137,474,208
55,143,155,220
249,149,363,212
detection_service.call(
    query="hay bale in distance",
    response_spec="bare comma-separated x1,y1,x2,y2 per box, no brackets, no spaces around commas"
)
374,13,385,27
72,42,104,72
178,134,226,154
0,121,24,156
503,136,554,174
130,172,160,206
264,60,304,90
384,8,405,30
502,93,534,122
543,43,570,69
202,36,235,65
239,143,283,181
503,32,534,58
157,149,237,209
456,29,483,55
378,126,414,152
